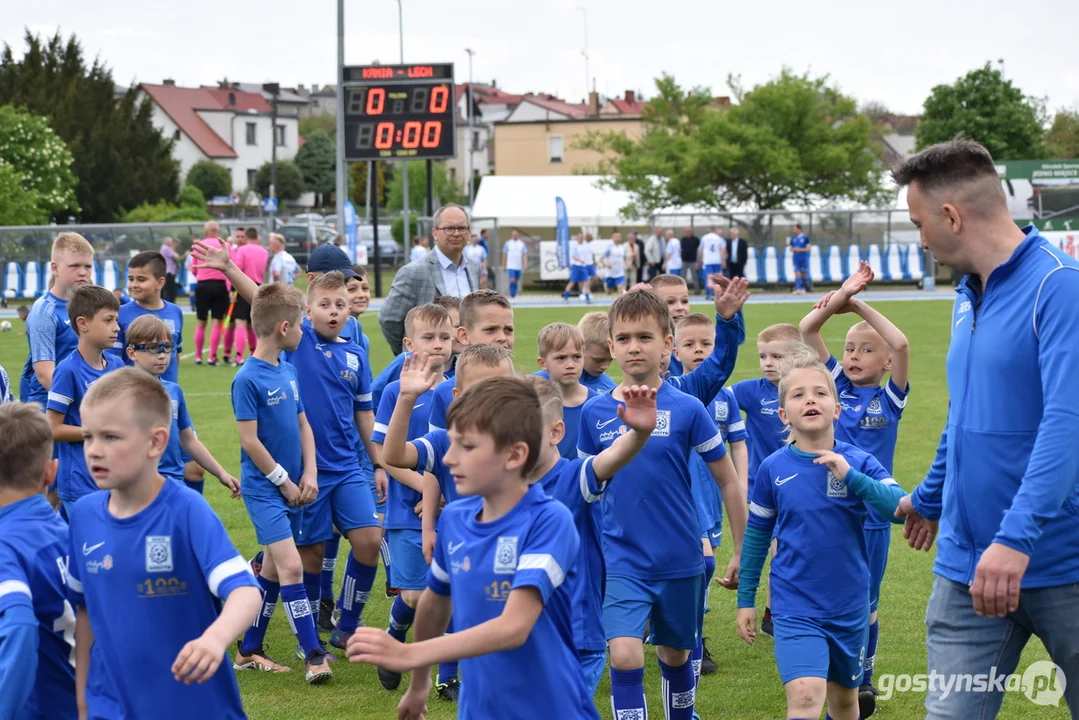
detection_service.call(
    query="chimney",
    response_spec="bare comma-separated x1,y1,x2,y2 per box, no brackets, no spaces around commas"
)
713,96,732,108
311,84,319,94
491,78,497,88
163,78,175,86
588,91,599,117
624,90,636,104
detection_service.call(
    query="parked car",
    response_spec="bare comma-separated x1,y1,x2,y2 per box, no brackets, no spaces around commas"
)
278,223,338,264
358,225,401,264
290,213,325,225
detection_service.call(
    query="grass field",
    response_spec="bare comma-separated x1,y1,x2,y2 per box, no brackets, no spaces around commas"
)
0,297,1066,719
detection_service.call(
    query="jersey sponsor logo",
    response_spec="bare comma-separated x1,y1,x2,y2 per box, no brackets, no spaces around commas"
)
86,555,113,574
137,576,188,598
82,541,105,556
600,425,628,443
651,410,671,437
867,397,883,415
596,416,618,429
451,556,471,574
714,401,729,421
760,406,778,416
827,471,848,498
171,399,179,420
448,540,465,555
145,535,173,573
775,473,798,486
494,536,518,574
290,380,299,401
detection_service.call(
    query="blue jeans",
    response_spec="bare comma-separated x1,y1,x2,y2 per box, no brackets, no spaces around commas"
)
925,576,1079,719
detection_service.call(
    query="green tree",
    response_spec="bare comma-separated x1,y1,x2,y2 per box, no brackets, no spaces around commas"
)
581,71,887,242
254,160,305,202
349,161,388,209
295,130,335,205
0,161,46,224
387,160,465,212
0,30,180,221
1045,109,1079,158
0,105,79,219
391,214,419,246
121,199,209,223
917,63,1048,160
185,160,231,199
299,111,335,138
177,183,206,208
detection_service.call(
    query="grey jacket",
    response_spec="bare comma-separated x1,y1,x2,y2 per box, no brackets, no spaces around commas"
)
378,250,481,355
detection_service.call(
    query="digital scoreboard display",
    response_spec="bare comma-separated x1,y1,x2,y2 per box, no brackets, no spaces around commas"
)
342,63,457,162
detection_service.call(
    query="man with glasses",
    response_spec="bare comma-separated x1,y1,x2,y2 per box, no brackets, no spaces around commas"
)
378,203,482,355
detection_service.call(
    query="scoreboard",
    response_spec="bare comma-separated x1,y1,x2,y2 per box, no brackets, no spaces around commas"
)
342,63,457,162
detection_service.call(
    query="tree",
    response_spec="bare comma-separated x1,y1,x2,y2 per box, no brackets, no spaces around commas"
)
0,161,47,225
387,160,465,213
0,105,79,218
295,130,335,205
581,71,887,242
0,30,179,221
254,160,305,202
185,160,231,199
177,183,206,208
349,161,388,209
1046,110,1079,158
917,63,1048,160
391,214,419,246
299,111,335,138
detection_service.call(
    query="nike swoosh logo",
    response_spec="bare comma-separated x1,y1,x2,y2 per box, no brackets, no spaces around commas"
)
775,474,798,486
955,315,968,328
710,531,722,539
414,403,425,410
760,399,778,405
268,387,281,396
840,392,858,399
64,320,71,325
82,541,105,556
447,540,465,555
596,417,618,429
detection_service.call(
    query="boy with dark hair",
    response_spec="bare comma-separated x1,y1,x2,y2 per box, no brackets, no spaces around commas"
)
45,286,124,514
348,376,601,720
67,369,262,718
0,402,74,718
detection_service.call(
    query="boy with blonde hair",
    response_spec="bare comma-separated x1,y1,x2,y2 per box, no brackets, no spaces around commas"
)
535,322,596,459
577,311,617,393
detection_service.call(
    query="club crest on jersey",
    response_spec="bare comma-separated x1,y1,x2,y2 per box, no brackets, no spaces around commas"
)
346,352,360,371
827,472,848,498
867,397,883,415
494,536,518,574
714,401,729,421
958,300,972,314
145,535,173,573
651,410,671,437
163,319,176,334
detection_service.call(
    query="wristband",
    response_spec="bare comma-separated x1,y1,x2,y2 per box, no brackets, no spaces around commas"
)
373,463,382,471
266,464,289,487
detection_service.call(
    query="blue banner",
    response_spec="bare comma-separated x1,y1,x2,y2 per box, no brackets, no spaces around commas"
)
344,201,358,262
555,196,570,269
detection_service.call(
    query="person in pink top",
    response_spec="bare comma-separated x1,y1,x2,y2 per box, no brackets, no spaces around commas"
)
230,227,269,364
192,221,233,365
221,227,246,364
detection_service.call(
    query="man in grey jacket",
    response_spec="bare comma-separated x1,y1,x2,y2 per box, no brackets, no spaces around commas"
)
643,226,665,281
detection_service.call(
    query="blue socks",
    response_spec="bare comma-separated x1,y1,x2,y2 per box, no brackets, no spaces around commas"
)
610,667,646,719
438,615,458,682
380,535,392,588
241,574,280,653
659,658,696,719
865,618,879,685
183,479,204,494
703,555,716,613
303,571,321,628
509,281,518,298
387,595,416,642
691,637,704,688
321,534,341,602
281,582,320,656
563,290,570,300
335,554,376,633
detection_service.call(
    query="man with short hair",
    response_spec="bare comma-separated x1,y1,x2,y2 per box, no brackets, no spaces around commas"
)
894,139,1079,718
681,226,701,292
159,237,181,303
378,203,482,355
269,233,298,285
643,226,665,281
726,228,747,279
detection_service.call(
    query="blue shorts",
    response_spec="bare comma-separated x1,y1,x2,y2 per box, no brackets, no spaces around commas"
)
605,276,625,290
865,527,891,613
570,266,590,283
242,488,302,546
507,269,522,281
386,529,427,590
701,520,723,548
579,650,607,696
296,468,380,546
703,264,723,283
667,267,682,277
793,255,809,271
604,573,703,650
586,264,596,278
773,608,869,689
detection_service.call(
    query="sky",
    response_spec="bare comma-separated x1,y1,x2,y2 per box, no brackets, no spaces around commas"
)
4,0,1078,117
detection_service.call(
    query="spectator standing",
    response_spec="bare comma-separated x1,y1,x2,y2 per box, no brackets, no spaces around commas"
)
644,226,665,281
268,233,299,285
727,228,748,279
159,237,181,302
681,226,701,292
230,227,269,365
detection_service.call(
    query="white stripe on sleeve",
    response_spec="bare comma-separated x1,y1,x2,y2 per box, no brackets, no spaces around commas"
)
517,553,566,588
207,555,253,597
417,437,436,473
694,432,724,454
372,422,390,436
47,391,73,406
430,558,450,583
0,580,32,601
885,384,907,409
749,502,776,519
67,574,84,593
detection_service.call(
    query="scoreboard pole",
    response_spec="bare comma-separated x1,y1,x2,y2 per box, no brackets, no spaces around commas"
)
426,159,434,218
372,162,382,298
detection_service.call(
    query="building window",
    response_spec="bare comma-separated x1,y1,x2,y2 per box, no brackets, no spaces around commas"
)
548,135,563,163
247,169,257,189
275,124,286,147
246,122,257,146
472,130,481,151
173,129,181,141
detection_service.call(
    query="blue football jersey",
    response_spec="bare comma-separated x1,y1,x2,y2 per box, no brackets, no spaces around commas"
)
578,383,726,580
282,321,373,472
159,380,194,483
373,379,442,530
0,495,76,718
231,357,305,495
731,378,788,490
713,387,747,444
372,352,408,411
24,292,79,407
580,369,617,394
827,356,909,529
690,387,748,536
532,372,599,461
426,379,456,432
109,301,184,383
749,442,896,617
428,483,597,720
412,428,459,504
47,352,127,503
791,233,810,250
67,481,257,719
0,364,11,404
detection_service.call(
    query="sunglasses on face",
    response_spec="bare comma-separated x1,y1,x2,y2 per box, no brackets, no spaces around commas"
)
130,342,174,355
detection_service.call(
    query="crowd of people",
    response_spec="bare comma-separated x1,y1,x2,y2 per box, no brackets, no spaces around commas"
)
2,140,1079,720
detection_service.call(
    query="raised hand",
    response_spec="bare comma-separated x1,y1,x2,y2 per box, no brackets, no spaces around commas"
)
813,451,852,481
189,240,232,271
399,353,440,398
840,260,874,298
616,385,658,434
713,275,750,320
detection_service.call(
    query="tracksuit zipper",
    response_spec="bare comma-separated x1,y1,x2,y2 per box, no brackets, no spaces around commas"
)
954,284,980,585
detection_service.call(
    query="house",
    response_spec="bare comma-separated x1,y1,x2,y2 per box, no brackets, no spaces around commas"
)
297,84,338,116
229,81,310,117
446,83,521,191
139,80,301,200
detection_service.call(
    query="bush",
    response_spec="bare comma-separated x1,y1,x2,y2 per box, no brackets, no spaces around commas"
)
391,214,418,246
186,160,232,199
121,199,209,224
177,183,205,208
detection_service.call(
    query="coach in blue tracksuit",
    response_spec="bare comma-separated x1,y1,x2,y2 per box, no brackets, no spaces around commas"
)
894,140,1079,718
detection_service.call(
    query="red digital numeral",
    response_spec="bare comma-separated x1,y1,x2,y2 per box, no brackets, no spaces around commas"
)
402,121,422,149
366,87,386,115
429,86,449,113
374,122,394,149
421,121,442,148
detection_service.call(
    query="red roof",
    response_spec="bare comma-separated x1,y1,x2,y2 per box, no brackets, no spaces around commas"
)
518,95,588,118
608,98,645,115
141,83,270,159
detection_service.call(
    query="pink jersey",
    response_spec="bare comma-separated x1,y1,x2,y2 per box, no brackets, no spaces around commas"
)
235,242,270,284
193,237,231,283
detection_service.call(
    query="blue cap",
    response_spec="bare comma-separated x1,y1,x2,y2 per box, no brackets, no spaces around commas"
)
307,244,358,279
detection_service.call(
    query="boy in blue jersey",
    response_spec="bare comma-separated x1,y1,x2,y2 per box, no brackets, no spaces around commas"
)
347,376,600,720
67,369,261,719
535,322,596,460
527,375,656,695
577,312,618,394
0,403,75,719
382,343,516,701
369,304,454,691
124,315,240,497
790,224,811,294
649,274,692,376
579,290,747,720
371,295,461,411
45,286,125,515
799,260,910,717
229,283,333,683
736,353,906,720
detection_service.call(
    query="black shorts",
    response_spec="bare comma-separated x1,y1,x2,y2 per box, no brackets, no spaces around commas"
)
231,295,252,322
195,280,230,321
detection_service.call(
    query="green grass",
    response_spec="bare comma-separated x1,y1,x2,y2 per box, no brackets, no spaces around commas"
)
0,299,1066,719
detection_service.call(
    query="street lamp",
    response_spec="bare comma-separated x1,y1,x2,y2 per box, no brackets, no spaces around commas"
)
465,48,476,208
262,82,280,222
396,0,410,237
